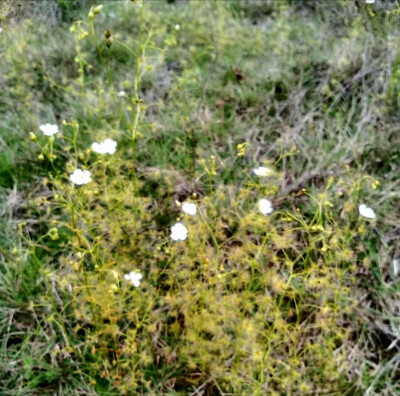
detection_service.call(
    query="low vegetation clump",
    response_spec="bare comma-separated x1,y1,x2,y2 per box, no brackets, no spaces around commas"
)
1,1,400,394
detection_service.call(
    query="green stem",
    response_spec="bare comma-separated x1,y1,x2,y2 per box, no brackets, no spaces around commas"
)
89,18,111,85
70,191,98,326
198,209,219,253
130,5,145,172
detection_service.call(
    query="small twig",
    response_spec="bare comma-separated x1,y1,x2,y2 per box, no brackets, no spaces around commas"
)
189,375,215,396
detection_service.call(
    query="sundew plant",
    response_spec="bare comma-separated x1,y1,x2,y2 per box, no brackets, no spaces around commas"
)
1,0,400,395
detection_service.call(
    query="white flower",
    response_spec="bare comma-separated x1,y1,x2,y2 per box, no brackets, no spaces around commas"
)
118,90,126,97
170,222,188,241
0,27,2,34
393,259,399,277
39,123,59,136
175,24,181,31
365,0,375,3
359,204,376,219
91,139,117,154
253,166,273,177
69,169,91,185
182,202,197,215
258,199,274,215
124,271,142,287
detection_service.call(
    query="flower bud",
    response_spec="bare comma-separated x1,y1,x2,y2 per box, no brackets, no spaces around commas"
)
49,228,59,241
38,153,44,161
93,5,103,14
78,31,88,40
29,132,37,142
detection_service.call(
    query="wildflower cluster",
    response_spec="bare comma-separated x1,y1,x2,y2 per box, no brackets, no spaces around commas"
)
23,3,383,394
37,122,119,185
34,104,381,396
39,135,375,395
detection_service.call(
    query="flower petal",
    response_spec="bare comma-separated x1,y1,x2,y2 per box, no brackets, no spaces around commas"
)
258,199,274,215
253,166,273,177
359,204,376,219
132,279,141,287
170,222,188,241
182,202,197,215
